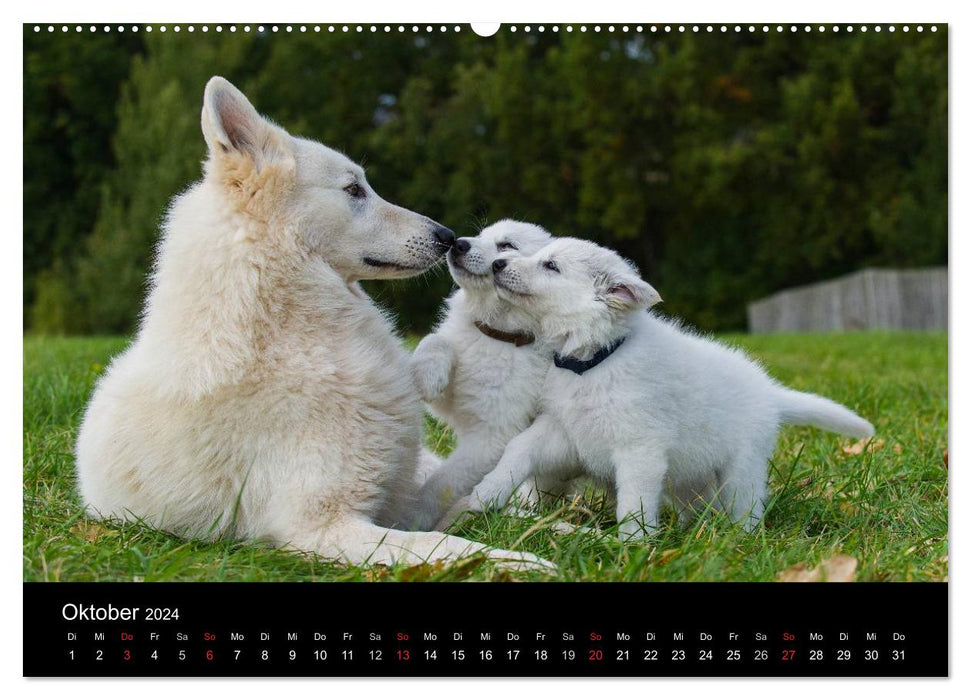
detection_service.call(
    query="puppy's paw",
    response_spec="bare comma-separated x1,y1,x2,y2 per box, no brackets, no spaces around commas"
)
434,495,476,531
410,355,451,403
469,485,505,514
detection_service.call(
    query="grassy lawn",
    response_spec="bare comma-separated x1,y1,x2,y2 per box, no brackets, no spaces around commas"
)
24,332,947,582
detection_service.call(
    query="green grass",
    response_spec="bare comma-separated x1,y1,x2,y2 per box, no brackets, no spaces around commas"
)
24,332,947,582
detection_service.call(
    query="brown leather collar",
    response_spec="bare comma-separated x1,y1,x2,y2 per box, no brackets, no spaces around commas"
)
474,321,535,347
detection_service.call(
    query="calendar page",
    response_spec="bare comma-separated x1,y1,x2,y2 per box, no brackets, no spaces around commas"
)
22,16,948,678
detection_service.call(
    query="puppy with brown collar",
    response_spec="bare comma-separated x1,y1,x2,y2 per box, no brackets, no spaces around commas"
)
408,220,558,530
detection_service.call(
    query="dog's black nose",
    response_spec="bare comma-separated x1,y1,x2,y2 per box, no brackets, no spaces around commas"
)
454,238,471,254
492,259,508,273
432,224,456,248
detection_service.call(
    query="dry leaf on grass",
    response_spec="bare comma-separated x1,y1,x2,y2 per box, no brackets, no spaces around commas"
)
363,566,392,582
777,554,858,582
445,555,489,580
398,561,445,582
841,437,885,456
70,522,113,543
491,570,521,583
397,556,487,582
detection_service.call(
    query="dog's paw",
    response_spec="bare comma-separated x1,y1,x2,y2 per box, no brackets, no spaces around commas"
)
548,521,595,536
410,355,451,403
484,548,557,573
469,486,503,513
433,495,476,531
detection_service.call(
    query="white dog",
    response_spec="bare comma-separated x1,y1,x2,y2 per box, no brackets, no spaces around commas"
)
74,77,549,570
466,237,875,537
408,220,555,531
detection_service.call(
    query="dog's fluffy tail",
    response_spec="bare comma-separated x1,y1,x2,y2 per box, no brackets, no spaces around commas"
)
776,388,874,438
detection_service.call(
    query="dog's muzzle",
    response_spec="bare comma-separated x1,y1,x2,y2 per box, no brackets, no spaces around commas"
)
449,239,489,277
432,224,456,252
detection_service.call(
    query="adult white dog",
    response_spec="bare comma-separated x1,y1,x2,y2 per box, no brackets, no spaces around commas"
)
408,220,555,531
75,77,549,570
466,237,875,537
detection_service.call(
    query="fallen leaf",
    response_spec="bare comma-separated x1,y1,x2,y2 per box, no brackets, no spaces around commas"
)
363,565,392,582
778,563,812,582
893,444,903,454
445,555,489,580
70,522,112,543
399,561,444,582
778,554,858,582
943,448,948,469
842,437,885,456
491,570,520,583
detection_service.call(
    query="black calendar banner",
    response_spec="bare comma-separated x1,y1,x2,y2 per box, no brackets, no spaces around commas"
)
24,582,947,677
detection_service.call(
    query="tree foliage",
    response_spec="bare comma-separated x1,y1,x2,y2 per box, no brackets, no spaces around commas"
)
24,27,142,331
24,28,947,334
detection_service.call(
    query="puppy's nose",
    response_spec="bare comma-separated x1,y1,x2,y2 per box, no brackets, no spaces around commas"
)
454,238,471,254
432,224,456,249
492,259,508,273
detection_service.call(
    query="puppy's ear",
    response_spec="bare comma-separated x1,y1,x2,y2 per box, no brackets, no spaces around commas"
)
604,272,662,312
201,76,291,170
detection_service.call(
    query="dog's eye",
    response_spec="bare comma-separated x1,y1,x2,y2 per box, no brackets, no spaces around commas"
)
496,241,518,252
543,260,560,273
344,182,366,199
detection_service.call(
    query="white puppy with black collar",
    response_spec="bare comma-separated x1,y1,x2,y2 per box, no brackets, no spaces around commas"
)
408,220,556,531
467,237,875,537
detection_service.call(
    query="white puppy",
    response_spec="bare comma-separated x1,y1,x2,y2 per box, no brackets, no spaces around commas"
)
409,220,555,531
75,77,550,570
468,237,875,537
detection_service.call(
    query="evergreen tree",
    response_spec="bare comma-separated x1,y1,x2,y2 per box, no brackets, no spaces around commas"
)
24,27,142,331
72,32,263,333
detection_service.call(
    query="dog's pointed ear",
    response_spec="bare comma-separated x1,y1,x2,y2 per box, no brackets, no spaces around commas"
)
201,76,290,169
604,270,662,312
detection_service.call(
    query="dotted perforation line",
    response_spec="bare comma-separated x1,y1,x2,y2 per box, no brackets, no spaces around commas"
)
32,24,466,34
521,24,938,34
32,24,939,34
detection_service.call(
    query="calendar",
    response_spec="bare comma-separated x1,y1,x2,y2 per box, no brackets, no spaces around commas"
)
22,18,950,683
24,582,947,676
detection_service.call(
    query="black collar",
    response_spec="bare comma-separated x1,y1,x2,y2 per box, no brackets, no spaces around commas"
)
474,321,535,347
553,337,627,375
